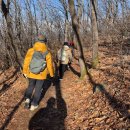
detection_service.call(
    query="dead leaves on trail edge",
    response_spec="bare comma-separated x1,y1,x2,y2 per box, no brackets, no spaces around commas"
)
0,47,130,130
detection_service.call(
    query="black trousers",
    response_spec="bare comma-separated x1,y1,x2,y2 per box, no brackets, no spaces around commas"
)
25,78,44,106
59,64,67,79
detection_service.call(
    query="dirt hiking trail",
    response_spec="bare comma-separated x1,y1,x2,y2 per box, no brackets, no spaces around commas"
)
0,49,130,130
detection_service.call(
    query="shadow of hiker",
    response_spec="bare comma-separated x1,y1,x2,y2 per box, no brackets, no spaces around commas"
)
87,71,130,121
29,97,67,130
54,61,67,120
29,64,67,130
0,97,24,130
54,76,67,121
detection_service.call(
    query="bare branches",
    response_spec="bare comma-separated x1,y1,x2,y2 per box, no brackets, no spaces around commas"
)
0,0,129,69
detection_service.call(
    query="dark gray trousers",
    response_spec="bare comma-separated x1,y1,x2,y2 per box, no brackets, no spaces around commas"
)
25,78,44,106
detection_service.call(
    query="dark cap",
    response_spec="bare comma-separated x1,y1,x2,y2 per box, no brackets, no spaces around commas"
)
38,33,47,42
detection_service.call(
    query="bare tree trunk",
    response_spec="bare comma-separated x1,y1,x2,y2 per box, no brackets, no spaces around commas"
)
120,1,126,68
59,0,69,42
77,0,84,25
76,0,84,44
64,19,69,41
0,0,23,67
68,0,87,79
91,0,99,68
32,0,39,36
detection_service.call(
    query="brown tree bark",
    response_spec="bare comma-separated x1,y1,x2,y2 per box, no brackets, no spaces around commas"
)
68,0,87,79
91,0,99,68
0,0,23,67
77,0,84,25
59,0,69,42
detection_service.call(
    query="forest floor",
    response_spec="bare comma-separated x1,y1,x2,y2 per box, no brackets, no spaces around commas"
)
0,42,130,130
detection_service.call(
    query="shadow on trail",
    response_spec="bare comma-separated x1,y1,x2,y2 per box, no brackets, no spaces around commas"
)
0,68,18,85
99,68,130,86
87,71,130,121
0,76,18,96
29,63,67,130
0,70,4,75
0,97,24,130
0,68,19,96
69,64,80,77
69,61,92,77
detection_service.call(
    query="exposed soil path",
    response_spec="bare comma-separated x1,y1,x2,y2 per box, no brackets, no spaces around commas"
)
0,47,130,129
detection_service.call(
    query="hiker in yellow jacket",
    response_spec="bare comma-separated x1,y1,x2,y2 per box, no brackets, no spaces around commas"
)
23,34,54,111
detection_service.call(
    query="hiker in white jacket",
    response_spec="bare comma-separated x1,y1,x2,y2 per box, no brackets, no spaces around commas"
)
57,42,72,80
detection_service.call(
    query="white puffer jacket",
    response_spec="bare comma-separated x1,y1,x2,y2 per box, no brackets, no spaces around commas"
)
57,45,72,64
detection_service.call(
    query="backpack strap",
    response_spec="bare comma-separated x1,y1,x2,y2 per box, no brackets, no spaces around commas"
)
42,50,49,58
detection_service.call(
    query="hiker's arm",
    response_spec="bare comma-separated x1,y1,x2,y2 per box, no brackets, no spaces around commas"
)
46,53,54,77
23,49,32,74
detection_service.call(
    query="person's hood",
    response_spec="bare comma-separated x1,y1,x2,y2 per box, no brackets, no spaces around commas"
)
33,42,47,52
63,45,69,51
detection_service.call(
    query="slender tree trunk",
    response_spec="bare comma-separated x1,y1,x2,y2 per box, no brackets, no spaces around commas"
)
91,0,99,68
64,19,69,41
77,0,84,25
32,0,39,36
59,0,69,42
0,0,23,67
68,0,87,79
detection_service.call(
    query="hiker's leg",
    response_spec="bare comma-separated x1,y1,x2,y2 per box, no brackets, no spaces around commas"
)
64,64,68,71
61,64,67,78
31,79,44,106
59,64,63,78
24,78,36,99
72,48,74,57
67,62,71,70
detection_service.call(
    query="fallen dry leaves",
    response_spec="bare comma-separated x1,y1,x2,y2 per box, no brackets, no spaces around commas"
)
0,43,130,130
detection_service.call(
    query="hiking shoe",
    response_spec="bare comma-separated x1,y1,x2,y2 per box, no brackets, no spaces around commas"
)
67,66,70,71
24,98,30,109
30,105,38,111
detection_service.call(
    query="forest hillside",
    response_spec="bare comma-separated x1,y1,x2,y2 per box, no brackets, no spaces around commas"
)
0,0,130,129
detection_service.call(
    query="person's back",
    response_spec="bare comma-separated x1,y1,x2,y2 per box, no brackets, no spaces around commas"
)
57,42,72,65
22,33,54,111
23,41,54,79
57,42,72,80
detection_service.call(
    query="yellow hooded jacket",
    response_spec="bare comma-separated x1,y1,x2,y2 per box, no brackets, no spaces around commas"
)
23,42,54,80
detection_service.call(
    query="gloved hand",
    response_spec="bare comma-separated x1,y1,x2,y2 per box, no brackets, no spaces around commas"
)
23,74,28,78
50,77,56,86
